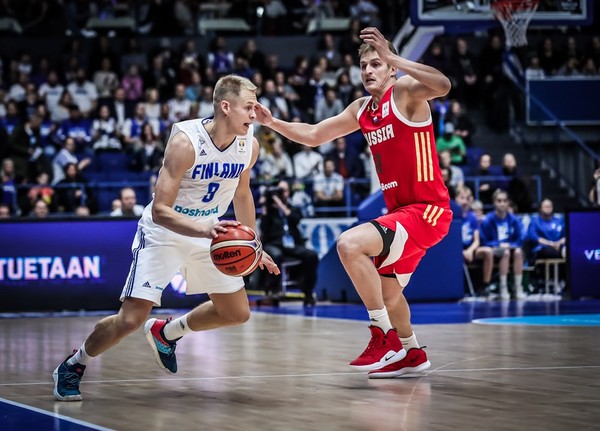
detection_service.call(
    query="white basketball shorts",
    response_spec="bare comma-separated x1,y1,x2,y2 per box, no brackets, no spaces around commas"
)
120,225,244,307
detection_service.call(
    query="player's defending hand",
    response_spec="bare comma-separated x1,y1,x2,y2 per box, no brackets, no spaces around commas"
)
254,103,273,127
359,27,393,61
201,220,241,239
259,251,280,275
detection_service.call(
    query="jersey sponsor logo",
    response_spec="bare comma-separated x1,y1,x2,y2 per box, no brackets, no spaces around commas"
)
380,181,398,191
364,124,395,147
174,205,219,217
191,162,245,180
414,131,434,182
423,205,444,227
382,101,390,119
200,148,207,156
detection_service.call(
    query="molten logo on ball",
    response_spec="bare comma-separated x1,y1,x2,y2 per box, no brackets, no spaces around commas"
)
210,225,263,277
211,249,242,261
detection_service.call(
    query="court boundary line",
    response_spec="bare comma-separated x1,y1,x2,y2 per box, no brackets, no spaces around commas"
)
0,396,115,431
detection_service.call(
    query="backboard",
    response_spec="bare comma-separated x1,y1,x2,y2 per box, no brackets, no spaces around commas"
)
411,0,593,31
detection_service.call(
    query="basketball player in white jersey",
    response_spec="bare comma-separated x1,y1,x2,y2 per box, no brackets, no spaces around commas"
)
53,75,279,401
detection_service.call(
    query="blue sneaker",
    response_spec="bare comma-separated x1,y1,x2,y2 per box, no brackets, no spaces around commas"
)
144,318,179,373
53,351,86,401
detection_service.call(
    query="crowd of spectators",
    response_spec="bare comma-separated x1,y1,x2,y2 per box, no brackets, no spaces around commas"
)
0,4,598,220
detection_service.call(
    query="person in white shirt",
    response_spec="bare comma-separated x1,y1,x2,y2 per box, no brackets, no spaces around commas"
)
38,70,64,114
293,144,324,181
110,187,145,217
67,68,98,117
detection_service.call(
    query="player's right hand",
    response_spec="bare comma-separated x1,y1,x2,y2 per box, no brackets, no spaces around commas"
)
201,220,240,239
254,103,273,126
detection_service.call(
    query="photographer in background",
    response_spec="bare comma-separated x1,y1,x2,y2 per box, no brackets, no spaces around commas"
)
260,179,319,306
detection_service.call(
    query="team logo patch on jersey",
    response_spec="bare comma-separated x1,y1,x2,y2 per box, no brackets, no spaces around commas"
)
237,139,247,155
382,101,390,119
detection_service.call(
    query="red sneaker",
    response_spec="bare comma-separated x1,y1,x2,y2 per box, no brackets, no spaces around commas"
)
349,326,406,371
368,347,431,379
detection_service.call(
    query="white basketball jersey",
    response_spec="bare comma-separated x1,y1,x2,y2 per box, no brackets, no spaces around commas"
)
140,118,254,232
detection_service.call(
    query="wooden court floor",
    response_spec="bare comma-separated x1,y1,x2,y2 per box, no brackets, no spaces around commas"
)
1,310,599,431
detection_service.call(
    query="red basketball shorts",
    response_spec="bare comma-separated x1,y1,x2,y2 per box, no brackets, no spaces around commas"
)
372,202,452,277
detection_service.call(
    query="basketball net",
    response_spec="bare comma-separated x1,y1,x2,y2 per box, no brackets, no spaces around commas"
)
491,0,539,48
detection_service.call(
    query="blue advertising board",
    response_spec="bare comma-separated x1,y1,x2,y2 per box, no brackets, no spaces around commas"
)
566,209,600,299
0,218,202,312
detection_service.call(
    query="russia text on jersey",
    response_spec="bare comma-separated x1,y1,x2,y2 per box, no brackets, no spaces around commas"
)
364,124,395,147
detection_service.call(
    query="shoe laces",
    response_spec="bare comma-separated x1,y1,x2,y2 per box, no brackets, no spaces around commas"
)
62,369,82,390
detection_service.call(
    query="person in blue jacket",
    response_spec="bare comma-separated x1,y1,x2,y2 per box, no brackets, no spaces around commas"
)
526,198,565,260
479,189,525,300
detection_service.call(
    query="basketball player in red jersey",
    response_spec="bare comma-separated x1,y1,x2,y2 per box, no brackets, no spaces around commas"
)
255,27,452,378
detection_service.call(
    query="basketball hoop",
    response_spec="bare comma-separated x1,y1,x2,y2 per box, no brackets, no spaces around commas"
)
491,0,539,48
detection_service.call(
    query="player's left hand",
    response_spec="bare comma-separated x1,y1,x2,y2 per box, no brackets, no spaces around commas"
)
259,251,280,275
359,27,392,59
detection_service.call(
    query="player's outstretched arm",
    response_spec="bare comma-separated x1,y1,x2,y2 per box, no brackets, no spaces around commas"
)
152,132,239,238
360,26,451,101
254,100,362,147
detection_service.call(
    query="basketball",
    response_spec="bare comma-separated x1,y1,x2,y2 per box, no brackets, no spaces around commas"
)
210,225,263,277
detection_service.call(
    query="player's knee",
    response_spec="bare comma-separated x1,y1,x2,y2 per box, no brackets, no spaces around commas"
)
115,313,145,335
226,306,251,326
337,232,360,260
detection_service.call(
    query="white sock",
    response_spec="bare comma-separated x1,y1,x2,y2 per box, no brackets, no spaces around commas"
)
163,314,195,341
67,343,92,366
514,275,523,291
500,275,508,289
367,308,393,332
400,333,420,351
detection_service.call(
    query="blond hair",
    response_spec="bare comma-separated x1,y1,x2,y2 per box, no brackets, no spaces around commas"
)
213,74,257,112
358,40,398,60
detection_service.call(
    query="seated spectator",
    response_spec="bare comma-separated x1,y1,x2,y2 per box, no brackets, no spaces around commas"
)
122,103,159,150
52,137,92,184
1,100,21,136
121,64,144,108
526,198,566,261
27,171,56,214
288,179,314,218
501,152,532,213
144,88,161,122
259,79,289,121
439,149,464,190
110,187,144,217
197,85,214,118
92,105,122,152
93,57,120,105
30,198,49,218
447,100,476,147
325,137,367,202
315,88,344,123
129,123,164,172
435,122,466,165
75,205,91,217
55,163,92,213
8,111,47,182
313,159,345,216
1,158,20,215
167,84,191,123
0,203,10,218
293,144,324,182
260,138,294,181
259,179,318,305
479,189,526,300
39,70,65,115
475,153,497,205
56,104,93,155
456,186,494,296
67,68,98,118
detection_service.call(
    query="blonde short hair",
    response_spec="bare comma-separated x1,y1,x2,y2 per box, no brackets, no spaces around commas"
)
213,74,257,111
358,40,398,60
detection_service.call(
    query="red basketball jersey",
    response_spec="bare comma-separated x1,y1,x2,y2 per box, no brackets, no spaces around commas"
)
357,85,449,210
